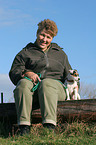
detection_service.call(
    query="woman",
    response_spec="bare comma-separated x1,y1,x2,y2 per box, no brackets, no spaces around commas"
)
9,19,71,135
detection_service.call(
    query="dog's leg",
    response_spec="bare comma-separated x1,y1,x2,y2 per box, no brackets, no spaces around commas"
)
77,93,81,100
66,88,70,100
63,83,70,100
74,88,78,100
76,85,81,100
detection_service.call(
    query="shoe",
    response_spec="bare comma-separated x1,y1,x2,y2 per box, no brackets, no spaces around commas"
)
43,123,55,130
19,125,30,136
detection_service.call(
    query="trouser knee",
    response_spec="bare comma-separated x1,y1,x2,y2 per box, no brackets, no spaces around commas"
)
14,78,33,98
14,78,33,91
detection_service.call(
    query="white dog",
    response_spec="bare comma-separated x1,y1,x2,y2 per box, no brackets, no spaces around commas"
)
64,69,81,100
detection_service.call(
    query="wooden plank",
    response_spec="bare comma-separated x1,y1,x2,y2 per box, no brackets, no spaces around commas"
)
0,99,96,124
0,103,16,116
57,99,96,122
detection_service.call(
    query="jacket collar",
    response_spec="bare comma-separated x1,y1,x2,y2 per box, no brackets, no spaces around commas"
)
26,42,61,51
50,43,61,51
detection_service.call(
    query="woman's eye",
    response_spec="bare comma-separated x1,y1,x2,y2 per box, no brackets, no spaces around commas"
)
47,36,51,39
41,34,45,37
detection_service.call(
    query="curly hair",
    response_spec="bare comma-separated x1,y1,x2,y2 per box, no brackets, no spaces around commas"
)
37,19,58,37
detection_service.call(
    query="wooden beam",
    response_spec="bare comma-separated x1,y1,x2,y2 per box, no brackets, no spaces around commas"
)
57,99,96,122
0,99,96,124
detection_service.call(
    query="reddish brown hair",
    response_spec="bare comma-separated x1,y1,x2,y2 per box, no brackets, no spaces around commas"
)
37,19,58,37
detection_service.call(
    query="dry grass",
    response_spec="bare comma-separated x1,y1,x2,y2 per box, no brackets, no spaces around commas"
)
0,121,96,144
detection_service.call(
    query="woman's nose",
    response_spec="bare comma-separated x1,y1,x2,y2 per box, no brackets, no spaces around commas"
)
43,36,47,41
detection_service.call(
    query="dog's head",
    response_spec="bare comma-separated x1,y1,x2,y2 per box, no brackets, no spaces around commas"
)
67,69,80,81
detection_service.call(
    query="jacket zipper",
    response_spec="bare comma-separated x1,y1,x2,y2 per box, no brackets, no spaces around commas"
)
45,52,49,68
41,52,49,78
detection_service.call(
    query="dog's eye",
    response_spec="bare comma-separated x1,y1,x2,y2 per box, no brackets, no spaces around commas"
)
70,73,73,75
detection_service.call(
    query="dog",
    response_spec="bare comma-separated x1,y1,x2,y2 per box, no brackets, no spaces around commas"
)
64,69,81,100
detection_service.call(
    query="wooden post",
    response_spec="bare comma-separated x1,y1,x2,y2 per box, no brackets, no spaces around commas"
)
1,92,3,103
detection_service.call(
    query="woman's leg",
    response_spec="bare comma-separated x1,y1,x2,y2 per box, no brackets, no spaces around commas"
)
38,78,66,126
14,78,34,126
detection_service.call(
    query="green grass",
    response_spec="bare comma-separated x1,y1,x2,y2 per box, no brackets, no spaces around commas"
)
0,122,96,145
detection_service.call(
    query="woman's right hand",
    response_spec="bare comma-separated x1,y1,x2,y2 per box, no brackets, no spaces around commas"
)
22,71,41,83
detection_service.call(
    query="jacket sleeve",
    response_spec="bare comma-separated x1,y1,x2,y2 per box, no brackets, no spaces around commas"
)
63,53,72,82
63,53,80,88
9,43,35,85
9,50,28,85
52,43,72,82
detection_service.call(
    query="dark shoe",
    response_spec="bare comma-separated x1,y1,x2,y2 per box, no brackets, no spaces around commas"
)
43,123,55,130
19,125,30,136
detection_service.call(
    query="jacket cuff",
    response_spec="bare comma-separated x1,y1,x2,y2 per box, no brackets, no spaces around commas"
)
22,69,32,75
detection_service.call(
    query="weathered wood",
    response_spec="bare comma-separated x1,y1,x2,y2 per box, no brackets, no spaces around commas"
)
57,99,96,122
0,99,96,124
0,103,40,124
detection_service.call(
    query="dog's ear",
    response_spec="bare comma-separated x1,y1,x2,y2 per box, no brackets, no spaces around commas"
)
69,69,73,74
74,69,77,71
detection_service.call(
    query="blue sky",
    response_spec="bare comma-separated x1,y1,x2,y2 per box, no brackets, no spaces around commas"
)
0,0,96,102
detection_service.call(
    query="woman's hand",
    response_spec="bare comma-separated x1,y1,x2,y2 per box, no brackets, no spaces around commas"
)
22,72,41,83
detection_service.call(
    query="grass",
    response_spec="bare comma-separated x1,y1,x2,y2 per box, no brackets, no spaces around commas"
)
0,121,96,145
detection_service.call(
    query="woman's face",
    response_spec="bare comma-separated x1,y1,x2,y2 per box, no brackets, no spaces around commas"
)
36,29,53,51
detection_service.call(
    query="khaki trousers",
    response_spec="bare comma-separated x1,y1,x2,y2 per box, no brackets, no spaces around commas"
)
14,78,66,126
